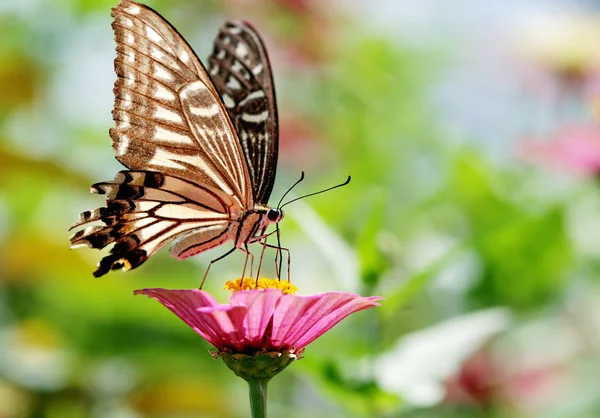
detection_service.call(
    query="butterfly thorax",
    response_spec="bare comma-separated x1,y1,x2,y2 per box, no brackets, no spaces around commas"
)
233,204,283,248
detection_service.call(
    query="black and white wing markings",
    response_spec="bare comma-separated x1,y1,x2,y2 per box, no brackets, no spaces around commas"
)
70,171,234,277
208,20,279,206
110,0,252,208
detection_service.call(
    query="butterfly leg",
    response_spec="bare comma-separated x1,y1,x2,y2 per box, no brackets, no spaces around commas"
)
248,227,278,279
255,238,269,280
260,243,291,281
200,247,237,289
240,246,255,280
277,246,291,282
276,226,283,280
251,227,290,281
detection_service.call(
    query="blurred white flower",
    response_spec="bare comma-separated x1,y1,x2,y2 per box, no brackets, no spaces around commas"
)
375,308,512,406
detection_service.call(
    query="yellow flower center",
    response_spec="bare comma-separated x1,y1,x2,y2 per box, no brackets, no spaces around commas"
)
224,278,297,294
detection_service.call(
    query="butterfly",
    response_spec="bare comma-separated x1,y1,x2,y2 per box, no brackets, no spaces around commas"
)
69,0,284,279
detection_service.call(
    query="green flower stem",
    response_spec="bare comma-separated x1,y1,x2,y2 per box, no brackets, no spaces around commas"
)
219,350,297,417
248,378,269,418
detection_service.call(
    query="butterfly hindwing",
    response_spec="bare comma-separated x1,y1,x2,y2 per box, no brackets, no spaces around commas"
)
208,20,279,205
69,171,233,276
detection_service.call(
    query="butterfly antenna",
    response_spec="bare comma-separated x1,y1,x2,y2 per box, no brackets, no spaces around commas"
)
277,171,305,208
280,176,351,209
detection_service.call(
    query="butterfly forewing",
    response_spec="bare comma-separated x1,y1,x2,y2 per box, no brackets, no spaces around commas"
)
110,0,252,207
208,20,279,205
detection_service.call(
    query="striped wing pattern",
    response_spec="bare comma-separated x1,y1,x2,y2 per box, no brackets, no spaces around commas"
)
70,171,234,277
69,0,261,277
208,21,278,205
110,0,251,207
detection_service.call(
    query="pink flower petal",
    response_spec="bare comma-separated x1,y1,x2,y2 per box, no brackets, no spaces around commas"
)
197,305,248,351
135,289,246,350
230,289,282,346
294,294,382,348
270,294,319,348
271,292,383,349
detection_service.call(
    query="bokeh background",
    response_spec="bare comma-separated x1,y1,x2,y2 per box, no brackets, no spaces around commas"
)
2,0,600,416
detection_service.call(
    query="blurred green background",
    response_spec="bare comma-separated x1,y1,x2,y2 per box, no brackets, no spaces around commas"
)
3,0,600,417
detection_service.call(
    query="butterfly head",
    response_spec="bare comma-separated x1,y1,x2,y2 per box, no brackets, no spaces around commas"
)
267,208,284,223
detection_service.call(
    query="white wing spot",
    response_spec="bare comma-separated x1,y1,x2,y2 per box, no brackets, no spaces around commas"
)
154,65,172,81
83,225,98,236
118,113,130,129
189,103,220,117
154,106,184,124
117,135,130,156
252,63,263,75
154,126,194,146
232,61,249,80
226,76,241,90
70,242,91,249
127,33,135,44
241,111,268,123
155,85,176,101
150,46,165,61
239,90,265,106
235,43,249,58
223,37,231,44
127,51,135,64
180,50,189,63
209,65,219,76
133,217,156,230
216,49,226,59
229,26,242,35
124,18,134,27
156,204,224,220
137,201,160,212
222,93,235,108
138,221,175,242
127,5,141,14
123,93,132,108
182,82,206,95
146,27,163,43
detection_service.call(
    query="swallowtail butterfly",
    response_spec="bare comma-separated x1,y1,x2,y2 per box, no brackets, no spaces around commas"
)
69,0,283,278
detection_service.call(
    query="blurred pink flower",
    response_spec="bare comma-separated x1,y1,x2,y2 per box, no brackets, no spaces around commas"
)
445,348,568,412
134,287,382,355
444,351,497,406
520,125,600,175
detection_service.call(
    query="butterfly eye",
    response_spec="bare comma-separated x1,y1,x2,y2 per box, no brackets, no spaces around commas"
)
267,208,282,222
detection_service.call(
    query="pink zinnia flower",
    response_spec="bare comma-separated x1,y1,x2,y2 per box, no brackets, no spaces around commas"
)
520,125,600,175
135,279,382,416
135,282,382,358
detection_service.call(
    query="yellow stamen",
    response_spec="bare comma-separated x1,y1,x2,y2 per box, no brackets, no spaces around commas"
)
224,278,297,295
